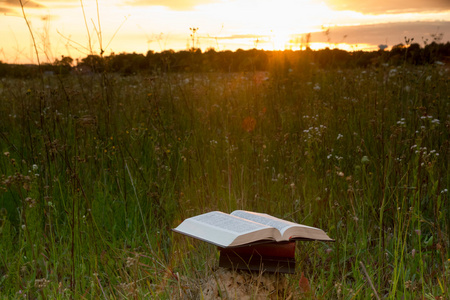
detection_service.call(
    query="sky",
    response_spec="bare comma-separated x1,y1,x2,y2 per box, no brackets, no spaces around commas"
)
1,0,449,64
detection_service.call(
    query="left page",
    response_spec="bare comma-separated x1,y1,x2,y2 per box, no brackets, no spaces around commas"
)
173,211,280,247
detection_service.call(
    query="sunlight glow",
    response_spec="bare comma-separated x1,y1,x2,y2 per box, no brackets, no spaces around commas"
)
308,42,378,51
0,0,449,63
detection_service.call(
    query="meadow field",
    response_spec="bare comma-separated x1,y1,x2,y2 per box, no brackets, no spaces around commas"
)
0,54,449,299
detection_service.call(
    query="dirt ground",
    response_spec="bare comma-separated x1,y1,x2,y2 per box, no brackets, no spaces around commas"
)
199,268,292,300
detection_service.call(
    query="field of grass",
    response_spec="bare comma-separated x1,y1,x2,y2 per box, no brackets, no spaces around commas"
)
0,55,449,299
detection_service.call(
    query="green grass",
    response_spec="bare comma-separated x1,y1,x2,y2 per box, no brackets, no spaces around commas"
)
0,59,449,299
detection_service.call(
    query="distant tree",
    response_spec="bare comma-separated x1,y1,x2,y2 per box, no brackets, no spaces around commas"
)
79,55,105,72
53,55,74,74
407,43,422,64
389,44,406,64
54,55,73,67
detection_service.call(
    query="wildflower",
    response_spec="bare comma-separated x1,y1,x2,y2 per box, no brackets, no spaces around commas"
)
337,133,343,140
25,197,36,208
397,118,406,125
335,282,342,295
313,83,321,91
32,164,38,171
242,116,256,132
361,156,370,164
389,68,397,77
126,256,138,268
35,278,50,289
298,272,311,294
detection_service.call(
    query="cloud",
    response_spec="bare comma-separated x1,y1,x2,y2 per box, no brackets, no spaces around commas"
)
0,0,45,16
1,7,14,14
216,34,264,40
306,21,450,46
124,0,219,10
1,0,44,8
324,0,450,14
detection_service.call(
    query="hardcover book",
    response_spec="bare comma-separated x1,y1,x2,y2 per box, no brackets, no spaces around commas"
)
173,210,334,248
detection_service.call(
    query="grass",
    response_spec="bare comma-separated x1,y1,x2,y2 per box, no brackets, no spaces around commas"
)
0,56,449,299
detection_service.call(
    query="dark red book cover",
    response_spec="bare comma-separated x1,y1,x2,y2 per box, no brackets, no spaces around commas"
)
218,242,296,273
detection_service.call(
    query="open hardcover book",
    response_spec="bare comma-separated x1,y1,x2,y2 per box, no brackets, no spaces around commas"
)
173,210,334,248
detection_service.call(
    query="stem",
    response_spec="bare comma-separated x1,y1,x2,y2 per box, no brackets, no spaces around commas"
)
18,0,41,68
360,261,381,300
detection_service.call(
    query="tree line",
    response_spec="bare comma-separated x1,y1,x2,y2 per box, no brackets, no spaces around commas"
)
1,41,449,77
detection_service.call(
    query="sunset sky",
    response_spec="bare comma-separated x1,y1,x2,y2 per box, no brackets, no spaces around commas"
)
1,0,449,64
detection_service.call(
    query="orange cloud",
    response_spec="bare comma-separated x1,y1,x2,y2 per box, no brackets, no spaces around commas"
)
305,21,450,47
324,0,450,14
1,0,44,8
124,0,218,10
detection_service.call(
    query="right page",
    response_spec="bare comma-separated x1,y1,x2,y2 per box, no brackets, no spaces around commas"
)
231,210,334,242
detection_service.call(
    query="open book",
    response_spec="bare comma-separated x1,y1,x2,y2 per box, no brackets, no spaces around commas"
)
173,210,333,248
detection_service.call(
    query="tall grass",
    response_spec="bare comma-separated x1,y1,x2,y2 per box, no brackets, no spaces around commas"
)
0,55,448,298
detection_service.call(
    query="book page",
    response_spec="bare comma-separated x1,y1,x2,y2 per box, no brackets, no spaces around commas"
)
231,210,332,241
194,211,269,233
173,211,274,247
231,211,296,235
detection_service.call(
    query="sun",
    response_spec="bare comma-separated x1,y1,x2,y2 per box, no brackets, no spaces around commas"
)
271,31,292,50
243,0,336,49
